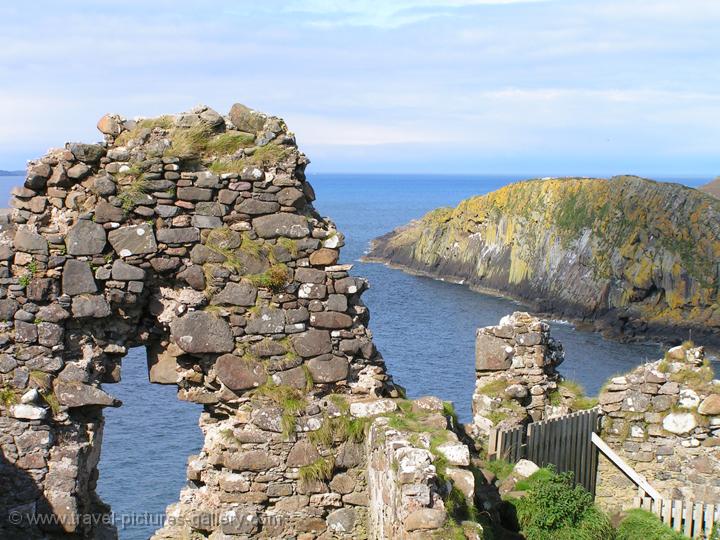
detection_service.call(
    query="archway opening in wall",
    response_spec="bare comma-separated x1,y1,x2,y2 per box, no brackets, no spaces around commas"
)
96,347,202,540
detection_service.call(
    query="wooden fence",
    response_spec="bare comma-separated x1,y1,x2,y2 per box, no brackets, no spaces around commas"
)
488,408,600,495
635,495,719,538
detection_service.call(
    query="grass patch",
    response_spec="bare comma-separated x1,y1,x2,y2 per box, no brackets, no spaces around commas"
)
299,456,334,483
118,177,150,212
248,264,290,293
550,380,598,411
484,459,515,483
0,385,18,408
251,380,306,438
247,143,290,166
40,390,60,416
572,396,599,410
205,131,255,155
616,509,685,540
478,378,511,396
114,115,174,145
277,237,299,257
514,467,556,492
29,370,52,391
165,125,256,160
164,124,215,159
302,364,314,393
443,401,459,428
669,361,714,392
309,411,370,447
208,160,245,175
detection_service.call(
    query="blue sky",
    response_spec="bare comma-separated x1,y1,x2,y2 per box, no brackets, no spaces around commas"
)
1,0,719,176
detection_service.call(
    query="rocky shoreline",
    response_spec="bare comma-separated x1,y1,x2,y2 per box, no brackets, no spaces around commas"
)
363,252,714,349
366,177,720,349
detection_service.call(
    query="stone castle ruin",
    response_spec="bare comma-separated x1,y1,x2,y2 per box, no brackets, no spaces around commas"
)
0,104,718,539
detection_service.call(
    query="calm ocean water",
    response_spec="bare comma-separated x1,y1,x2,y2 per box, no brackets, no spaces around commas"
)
0,173,714,538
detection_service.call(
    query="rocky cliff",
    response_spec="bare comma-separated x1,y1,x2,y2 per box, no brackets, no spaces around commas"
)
700,177,720,199
367,176,720,345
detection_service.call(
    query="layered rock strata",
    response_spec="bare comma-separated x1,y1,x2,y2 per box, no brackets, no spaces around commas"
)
367,177,720,346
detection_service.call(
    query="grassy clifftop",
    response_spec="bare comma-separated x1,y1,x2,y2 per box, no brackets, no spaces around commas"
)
369,176,720,344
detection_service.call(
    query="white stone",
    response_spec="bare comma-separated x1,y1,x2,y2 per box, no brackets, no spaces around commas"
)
513,459,540,478
20,389,39,404
630,425,645,438
663,412,697,435
395,447,434,477
11,404,47,420
323,235,340,248
678,389,700,409
350,399,397,417
447,467,476,500
436,442,470,466
325,264,353,272
472,414,495,433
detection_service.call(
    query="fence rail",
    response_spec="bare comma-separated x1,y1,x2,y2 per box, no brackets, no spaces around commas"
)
488,408,600,494
635,495,719,538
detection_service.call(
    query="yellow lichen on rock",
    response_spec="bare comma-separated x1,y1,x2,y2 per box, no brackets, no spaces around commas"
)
368,176,720,344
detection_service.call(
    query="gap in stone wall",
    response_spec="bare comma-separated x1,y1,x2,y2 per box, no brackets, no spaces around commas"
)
96,347,202,540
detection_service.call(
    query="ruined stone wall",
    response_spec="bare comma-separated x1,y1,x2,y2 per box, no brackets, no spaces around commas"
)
0,104,490,539
0,103,407,538
596,344,720,512
470,312,573,441
366,397,484,540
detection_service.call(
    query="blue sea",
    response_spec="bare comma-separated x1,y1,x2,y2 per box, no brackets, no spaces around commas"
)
0,173,714,539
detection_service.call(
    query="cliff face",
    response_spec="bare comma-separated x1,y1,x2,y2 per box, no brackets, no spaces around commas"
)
700,177,720,199
368,176,720,344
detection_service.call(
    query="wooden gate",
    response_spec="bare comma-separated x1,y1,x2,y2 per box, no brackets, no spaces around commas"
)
488,408,600,495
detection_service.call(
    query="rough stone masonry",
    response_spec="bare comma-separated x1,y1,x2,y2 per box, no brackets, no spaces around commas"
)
0,104,484,539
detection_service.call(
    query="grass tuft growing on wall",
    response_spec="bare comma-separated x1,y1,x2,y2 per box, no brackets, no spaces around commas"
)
251,380,307,438
299,456,334,483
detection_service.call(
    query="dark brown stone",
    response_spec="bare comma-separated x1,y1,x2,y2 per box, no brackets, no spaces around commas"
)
309,312,352,329
215,354,266,391
292,330,332,358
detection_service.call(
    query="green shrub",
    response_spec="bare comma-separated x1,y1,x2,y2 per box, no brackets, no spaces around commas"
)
616,509,685,540
484,459,515,483
513,470,614,540
514,467,556,492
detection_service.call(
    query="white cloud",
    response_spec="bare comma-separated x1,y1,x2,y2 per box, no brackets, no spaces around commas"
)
260,0,557,28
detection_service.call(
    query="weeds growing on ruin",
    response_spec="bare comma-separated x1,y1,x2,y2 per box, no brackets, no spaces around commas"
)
299,456,334,483
0,385,18,408
251,380,306,438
